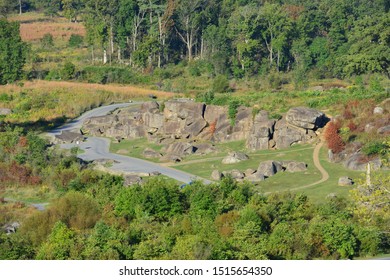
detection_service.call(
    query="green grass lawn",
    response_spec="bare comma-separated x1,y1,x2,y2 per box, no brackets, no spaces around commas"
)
110,138,164,162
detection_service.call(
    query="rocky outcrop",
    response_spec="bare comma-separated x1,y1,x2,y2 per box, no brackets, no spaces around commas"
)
247,110,276,150
273,107,325,149
83,100,327,152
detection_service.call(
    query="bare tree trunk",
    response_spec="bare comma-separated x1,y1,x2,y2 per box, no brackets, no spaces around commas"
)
103,49,107,64
19,0,22,15
200,36,204,59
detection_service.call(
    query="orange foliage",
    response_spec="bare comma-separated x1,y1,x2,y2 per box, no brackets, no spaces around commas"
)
323,121,345,154
209,120,217,135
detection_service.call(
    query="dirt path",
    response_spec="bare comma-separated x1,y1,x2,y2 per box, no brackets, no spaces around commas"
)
288,141,330,192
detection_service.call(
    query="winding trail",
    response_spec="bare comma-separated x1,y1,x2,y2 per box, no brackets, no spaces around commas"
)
289,141,329,192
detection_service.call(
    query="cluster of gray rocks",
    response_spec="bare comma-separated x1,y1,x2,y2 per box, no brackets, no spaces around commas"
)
212,158,307,183
82,100,327,157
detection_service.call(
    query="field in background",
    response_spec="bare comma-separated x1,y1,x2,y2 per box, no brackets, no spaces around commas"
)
9,12,86,42
0,80,174,125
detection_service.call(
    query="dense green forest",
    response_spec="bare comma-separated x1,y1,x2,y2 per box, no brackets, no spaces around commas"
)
0,0,389,82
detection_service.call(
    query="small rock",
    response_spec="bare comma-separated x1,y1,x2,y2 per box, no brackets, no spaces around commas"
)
142,148,162,159
285,162,307,172
338,176,354,186
211,170,223,180
229,169,245,179
246,172,265,182
124,175,143,186
244,168,256,177
364,123,375,133
377,125,390,135
0,108,11,115
373,106,384,114
222,151,249,164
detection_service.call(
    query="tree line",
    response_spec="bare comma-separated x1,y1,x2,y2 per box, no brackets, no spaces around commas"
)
1,0,389,80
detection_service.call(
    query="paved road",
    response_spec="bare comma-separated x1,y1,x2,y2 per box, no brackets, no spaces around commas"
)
51,103,210,184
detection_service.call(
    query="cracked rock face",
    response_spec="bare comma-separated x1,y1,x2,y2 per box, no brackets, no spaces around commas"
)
83,101,327,152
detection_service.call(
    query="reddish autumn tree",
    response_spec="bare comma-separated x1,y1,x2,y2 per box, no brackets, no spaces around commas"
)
323,121,345,153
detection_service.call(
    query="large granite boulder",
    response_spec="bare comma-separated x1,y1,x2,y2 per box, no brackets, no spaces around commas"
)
285,107,326,129
257,160,283,177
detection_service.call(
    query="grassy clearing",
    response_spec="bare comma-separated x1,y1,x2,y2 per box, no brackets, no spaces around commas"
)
2,185,58,204
110,138,164,162
0,80,175,125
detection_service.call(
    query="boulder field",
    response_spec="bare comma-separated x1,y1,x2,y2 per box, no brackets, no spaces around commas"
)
82,100,328,151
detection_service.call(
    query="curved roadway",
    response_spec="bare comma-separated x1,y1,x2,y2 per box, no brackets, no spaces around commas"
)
48,103,210,184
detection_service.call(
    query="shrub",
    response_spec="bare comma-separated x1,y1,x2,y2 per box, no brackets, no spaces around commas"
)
60,62,76,80
212,75,230,93
323,121,345,153
362,141,389,157
40,33,54,49
68,34,83,48
228,100,241,126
